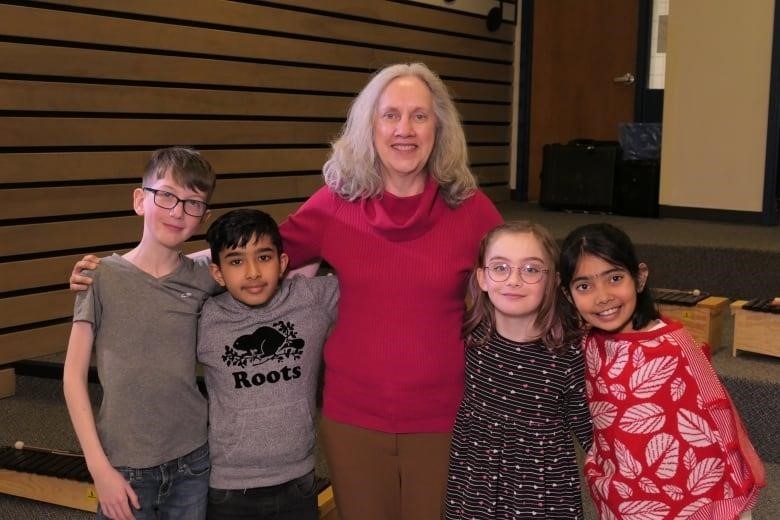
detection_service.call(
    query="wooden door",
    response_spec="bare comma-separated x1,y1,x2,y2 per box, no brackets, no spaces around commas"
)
527,0,639,200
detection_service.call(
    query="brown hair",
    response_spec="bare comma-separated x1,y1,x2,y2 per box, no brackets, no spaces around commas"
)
462,221,582,353
142,146,216,201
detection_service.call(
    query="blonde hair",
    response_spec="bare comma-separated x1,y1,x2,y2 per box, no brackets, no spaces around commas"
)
323,62,477,207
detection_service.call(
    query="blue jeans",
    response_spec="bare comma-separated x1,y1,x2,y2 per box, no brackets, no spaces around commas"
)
206,470,319,520
97,443,210,520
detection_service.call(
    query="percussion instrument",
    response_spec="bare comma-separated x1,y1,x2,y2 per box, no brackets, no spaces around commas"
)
0,443,96,512
653,288,708,306
731,298,780,358
0,442,338,518
742,297,780,314
653,288,729,351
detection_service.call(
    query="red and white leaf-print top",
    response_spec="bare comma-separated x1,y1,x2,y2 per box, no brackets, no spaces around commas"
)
583,319,763,519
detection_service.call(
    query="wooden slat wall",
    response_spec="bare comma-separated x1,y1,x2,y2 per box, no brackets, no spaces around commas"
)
0,0,515,364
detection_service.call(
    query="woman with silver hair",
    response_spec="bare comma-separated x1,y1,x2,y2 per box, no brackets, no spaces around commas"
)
280,62,503,519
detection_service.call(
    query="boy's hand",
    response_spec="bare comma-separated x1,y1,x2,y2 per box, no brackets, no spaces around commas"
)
92,462,140,520
69,255,100,291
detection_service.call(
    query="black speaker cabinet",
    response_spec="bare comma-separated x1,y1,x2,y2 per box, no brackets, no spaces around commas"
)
540,141,621,212
613,159,660,217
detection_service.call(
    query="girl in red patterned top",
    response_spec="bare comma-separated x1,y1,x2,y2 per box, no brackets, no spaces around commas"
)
559,223,764,520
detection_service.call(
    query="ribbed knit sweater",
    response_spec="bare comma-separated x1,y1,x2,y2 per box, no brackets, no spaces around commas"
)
279,178,503,433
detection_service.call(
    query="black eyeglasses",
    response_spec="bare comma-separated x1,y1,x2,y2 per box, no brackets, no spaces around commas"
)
143,187,209,217
483,263,549,284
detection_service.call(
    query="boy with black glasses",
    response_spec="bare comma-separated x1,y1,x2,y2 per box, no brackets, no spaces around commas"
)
63,147,218,520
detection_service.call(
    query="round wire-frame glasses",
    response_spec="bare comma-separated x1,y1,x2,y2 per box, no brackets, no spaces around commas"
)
483,263,549,284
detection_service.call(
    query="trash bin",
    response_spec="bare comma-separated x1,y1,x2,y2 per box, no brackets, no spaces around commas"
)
618,122,662,161
614,123,661,217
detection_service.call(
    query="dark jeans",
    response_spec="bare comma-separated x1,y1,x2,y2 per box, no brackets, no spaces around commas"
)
206,470,318,520
97,443,210,520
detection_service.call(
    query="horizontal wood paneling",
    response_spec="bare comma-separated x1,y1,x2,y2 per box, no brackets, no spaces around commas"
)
0,80,508,123
2,175,324,220
2,324,73,365
34,0,513,61
0,118,343,147
1,290,74,329
0,0,515,363
0,250,122,293
473,165,511,184
0,4,511,81
0,149,330,183
0,202,303,257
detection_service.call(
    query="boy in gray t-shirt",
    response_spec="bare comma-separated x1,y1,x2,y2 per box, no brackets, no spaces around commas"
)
64,147,219,520
198,209,338,520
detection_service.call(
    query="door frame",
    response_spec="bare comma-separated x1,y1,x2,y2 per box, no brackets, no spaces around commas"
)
514,0,652,202
516,0,779,226
762,0,780,225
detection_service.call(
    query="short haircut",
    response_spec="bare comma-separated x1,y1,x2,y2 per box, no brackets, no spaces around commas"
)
142,146,217,201
206,209,283,266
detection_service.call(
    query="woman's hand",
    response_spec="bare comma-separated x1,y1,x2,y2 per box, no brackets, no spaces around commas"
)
69,255,100,291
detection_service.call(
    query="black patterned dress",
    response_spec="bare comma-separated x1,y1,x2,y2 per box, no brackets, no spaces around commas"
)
444,328,593,519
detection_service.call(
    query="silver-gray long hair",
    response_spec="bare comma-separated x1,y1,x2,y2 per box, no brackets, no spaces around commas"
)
323,62,477,207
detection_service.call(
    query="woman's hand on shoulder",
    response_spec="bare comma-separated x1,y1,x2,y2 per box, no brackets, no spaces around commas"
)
69,254,100,292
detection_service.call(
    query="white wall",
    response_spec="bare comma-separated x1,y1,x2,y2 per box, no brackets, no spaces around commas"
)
661,0,774,212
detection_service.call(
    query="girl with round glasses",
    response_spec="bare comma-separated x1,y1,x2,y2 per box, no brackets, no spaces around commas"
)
444,221,592,519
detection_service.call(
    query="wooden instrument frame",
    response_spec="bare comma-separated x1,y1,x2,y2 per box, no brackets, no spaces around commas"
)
731,300,780,358
0,446,338,518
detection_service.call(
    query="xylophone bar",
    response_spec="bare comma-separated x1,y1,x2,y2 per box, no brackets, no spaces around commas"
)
743,297,780,314
653,288,709,306
0,445,338,518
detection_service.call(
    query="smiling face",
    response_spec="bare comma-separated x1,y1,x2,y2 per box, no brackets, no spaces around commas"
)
210,233,289,307
134,168,209,249
476,231,550,336
372,75,437,185
568,253,648,333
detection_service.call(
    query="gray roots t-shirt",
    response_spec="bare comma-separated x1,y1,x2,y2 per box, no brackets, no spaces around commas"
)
197,274,339,489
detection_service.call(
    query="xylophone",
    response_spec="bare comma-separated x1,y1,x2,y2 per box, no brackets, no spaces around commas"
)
0,442,97,512
742,297,780,314
0,442,338,519
653,288,708,306
731,298,780,358
653,288,729,351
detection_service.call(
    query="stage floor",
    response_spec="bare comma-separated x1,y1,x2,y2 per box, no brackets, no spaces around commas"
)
494,201,780,252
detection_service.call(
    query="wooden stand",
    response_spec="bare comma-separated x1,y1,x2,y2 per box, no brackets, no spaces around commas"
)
731,300,780,358
0,368,14,399
0,469,338,517
0,444,338,518
318,484,338,520
657,296,730,352
0,467,97,511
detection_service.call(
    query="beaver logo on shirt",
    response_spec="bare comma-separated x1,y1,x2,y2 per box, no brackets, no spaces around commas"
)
222,320,304,368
